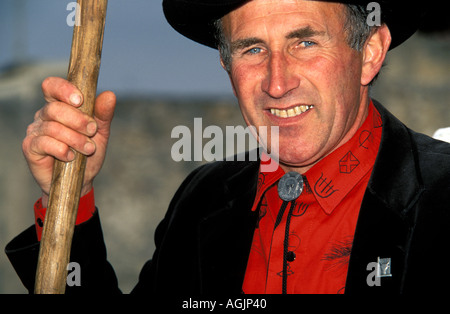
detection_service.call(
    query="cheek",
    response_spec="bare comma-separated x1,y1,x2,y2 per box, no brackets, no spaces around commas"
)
230,63,264,93
304,55,346,90
305,48,361,83
230,65,264,118
305,53,362,117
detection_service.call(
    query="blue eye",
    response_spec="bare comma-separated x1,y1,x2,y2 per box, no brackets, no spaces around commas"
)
301,41,316,48
247,47,262,54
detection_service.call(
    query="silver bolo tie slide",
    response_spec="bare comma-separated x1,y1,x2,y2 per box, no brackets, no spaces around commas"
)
278,171,304,201
276,171,304,294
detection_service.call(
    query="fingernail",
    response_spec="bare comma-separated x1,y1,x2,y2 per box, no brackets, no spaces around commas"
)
70,93,82,105
87,121,97,135
67,149,75,161
84,142,95,154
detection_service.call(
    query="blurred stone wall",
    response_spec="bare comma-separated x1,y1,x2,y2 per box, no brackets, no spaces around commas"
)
0,32,448,293
371,33,450,136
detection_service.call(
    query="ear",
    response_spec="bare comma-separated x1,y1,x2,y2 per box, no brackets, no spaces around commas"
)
219,55,228,72
228,74,238,98
361,24,392,86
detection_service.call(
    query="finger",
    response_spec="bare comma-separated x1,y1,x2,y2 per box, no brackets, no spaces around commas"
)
39,101,97,137
38,120,97,156
27,134,75,163
41,77,83,107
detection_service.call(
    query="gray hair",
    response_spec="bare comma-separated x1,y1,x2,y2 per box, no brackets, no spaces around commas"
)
344,4,378,51
214,4,380,73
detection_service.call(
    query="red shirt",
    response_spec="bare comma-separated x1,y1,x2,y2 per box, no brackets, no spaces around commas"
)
242,101,382,294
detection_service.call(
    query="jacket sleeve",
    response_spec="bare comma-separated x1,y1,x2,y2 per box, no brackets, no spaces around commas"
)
5,210,121,294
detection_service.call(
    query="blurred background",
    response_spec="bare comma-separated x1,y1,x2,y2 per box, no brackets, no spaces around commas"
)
0,0,449,293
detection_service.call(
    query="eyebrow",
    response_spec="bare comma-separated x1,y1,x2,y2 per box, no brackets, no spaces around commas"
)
230,26,326,54
286,26,326,40
230,37,264,54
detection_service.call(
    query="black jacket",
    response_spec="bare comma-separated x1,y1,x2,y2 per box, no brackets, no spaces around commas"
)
6,100,450,295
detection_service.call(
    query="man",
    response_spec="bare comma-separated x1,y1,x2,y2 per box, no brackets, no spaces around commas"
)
6,0,450,294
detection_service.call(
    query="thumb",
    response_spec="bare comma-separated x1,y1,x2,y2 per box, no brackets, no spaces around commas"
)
94,91,116,129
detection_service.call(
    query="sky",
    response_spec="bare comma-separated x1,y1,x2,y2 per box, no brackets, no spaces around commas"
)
0,0,234,98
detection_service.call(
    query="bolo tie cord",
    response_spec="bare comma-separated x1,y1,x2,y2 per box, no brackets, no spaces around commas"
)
274,171,304,294
273,199,297,294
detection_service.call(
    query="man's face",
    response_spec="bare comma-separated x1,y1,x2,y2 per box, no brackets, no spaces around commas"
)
222,0,370,173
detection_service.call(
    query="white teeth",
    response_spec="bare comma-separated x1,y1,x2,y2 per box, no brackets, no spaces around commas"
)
270,105,313,118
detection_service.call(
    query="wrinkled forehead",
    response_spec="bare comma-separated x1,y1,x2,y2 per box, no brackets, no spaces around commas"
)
221,0,347,38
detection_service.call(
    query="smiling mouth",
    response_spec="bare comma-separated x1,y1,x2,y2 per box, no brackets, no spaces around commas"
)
269,105,314,118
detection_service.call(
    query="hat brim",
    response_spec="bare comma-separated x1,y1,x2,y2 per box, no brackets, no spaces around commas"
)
163,0,425,50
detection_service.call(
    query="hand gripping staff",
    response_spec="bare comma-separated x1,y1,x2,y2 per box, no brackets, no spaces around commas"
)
34,0,108,294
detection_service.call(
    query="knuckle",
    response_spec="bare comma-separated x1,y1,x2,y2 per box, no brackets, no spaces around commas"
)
55,143,69,158
22,137,31,155
25,123,36,136
43,101,62,120
33,109,42,121
41,76,55,92
40,102,51,119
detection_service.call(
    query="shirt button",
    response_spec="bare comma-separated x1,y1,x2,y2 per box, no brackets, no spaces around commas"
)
287,251,296,262
37,218,44,227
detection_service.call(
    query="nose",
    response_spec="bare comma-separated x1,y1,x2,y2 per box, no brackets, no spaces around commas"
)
261,52,300,99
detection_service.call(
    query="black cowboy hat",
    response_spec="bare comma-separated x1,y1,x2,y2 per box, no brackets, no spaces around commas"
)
162,0,426,50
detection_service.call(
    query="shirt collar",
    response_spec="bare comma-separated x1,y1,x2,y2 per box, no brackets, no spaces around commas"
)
250,156,285,212
251,100,382,214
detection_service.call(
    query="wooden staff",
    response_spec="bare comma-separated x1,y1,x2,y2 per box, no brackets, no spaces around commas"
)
34,0,108,294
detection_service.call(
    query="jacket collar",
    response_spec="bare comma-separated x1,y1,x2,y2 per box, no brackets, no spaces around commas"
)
367,100,425,215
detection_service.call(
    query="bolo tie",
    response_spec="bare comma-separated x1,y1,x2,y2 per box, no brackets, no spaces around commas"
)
275,171,304,294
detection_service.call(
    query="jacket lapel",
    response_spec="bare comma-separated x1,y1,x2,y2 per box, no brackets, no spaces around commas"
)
345,101,425,294
197,159,260,294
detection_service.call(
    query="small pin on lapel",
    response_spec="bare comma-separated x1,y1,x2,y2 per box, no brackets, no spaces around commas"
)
377,257,392,277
